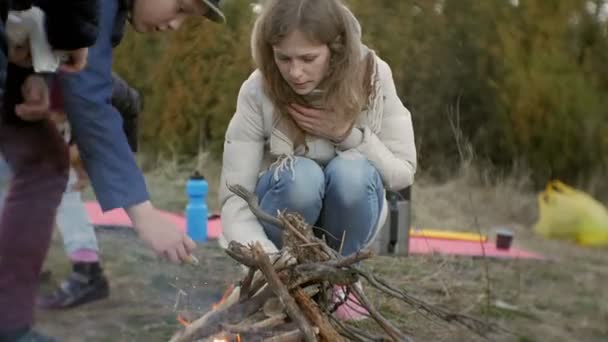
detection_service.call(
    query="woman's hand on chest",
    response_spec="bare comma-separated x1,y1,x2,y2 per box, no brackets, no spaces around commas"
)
287,103,354,143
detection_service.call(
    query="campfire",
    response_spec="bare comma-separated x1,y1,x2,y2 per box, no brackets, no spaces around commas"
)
170,184,496,342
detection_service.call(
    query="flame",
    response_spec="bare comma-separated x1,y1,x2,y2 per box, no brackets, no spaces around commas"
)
176,314,191,327
179,284,240,341
212,334,240,342
212,284,236,310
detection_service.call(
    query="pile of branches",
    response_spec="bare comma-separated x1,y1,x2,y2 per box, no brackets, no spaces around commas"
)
170,185,496,342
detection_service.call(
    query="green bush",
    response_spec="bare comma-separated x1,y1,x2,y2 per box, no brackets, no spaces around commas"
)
114,0,608,187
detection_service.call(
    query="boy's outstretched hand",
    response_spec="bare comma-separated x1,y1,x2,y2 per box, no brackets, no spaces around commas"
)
127,201,196,263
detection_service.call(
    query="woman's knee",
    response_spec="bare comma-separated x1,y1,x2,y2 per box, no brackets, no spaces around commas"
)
274,156,325,209
324,155,382,207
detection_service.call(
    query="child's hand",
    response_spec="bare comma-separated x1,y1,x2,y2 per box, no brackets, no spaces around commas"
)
71,177,89,192
127,201,197,263
57,47,88,73
8,39,32,68
16,75,50,121
68,144,90,191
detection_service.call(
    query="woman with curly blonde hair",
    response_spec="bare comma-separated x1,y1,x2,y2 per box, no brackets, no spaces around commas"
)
219,0,417,319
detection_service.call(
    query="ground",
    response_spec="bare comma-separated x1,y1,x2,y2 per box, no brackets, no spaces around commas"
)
36,160,608,341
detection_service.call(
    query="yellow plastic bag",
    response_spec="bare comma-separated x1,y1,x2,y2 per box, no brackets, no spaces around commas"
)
533,180,608,247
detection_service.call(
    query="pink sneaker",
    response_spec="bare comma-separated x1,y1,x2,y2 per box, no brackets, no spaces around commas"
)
332,284,369,321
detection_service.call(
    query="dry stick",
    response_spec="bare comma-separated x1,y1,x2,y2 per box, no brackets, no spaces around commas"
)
220,315,287,335
225,242,258,268
225,183,503,338
223,245,291,299
263,329,305,342
300,284,321,299
229,184,338,261
276,248,295,266
222,243,264,299
332,249,373,267
252,243,318,342
467,191,491,326
328,315,386,342
369,270,455,322
248,252,295,298
217,331,273,341
229,185,414,339
210,332,242,341
225,324,303,342
247,266,291,300
251,314,288,329
169,286,274,342
293,288,345,342
232,310,270,330
279,215,311,242
350,285,412,342
239,267,256,300
298,242,323,248
229,184,329,261
331,321,368,342
272,249,298,273
358,268,450,316
288,263,359,290
247,274,269,299
229,186,373,283
248,266,292,299
282,216,338,260
228,184,283,228
356,268,494,335
338,230,346,255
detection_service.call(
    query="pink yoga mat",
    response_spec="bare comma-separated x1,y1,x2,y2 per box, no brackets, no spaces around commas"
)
84,201,222,239
85,201,542,259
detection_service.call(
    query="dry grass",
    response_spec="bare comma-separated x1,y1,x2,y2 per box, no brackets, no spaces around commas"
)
134,151,223,212
411,163,538,235
36,157,607,341
362,163,608,342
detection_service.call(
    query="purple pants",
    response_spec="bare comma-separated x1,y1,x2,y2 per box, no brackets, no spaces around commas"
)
0,119,69,330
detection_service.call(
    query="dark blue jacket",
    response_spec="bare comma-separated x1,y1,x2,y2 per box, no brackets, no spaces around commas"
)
59,0,149,211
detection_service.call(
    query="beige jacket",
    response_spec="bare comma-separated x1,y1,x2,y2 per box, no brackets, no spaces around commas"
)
218,53,417,253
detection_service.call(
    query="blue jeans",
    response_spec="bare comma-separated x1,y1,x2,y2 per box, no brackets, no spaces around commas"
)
256,155,384,256
0,157,99,255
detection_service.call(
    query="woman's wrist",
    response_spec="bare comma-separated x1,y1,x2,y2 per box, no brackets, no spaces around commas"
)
334,127,364,150
332,128,351,144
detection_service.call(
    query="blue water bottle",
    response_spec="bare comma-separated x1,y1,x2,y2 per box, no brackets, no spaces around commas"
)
186,171,208,242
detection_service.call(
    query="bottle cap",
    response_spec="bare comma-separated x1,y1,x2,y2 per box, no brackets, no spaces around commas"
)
190,170,205,180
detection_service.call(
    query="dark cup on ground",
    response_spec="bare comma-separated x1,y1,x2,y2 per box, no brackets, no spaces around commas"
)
495,229,514,250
